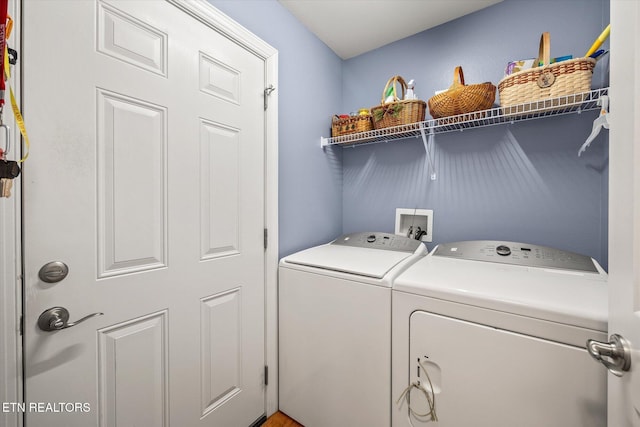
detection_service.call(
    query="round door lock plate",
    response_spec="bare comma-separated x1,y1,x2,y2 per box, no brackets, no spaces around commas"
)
537,71,556,88
38,261,69,283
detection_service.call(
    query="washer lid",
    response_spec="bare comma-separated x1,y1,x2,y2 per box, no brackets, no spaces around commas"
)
283,233,423,279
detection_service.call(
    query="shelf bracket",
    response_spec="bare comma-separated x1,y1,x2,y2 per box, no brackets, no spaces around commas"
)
578,95,609,157
419,125,437,180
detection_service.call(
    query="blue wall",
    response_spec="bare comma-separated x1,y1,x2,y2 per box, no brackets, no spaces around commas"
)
210,0,610,269
209,0,344,258
342,0,610,268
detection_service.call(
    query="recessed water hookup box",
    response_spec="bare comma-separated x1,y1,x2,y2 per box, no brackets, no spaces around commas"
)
395,208,433,242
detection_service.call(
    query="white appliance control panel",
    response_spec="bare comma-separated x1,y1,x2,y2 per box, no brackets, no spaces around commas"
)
332,232,423,253
434,240,598,273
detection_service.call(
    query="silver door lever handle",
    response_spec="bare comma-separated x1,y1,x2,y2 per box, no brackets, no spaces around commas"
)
586,334,631,377
38,307,104,332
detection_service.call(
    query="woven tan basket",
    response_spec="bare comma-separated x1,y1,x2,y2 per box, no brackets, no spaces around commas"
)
370,76,426,130
498,32,596,114
331,114,373,137
428,66,496,120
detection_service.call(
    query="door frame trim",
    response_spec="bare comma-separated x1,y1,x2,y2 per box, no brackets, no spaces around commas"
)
0,0,23,425
608,0,640,423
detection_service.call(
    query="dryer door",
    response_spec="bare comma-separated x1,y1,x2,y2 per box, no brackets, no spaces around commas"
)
407,311,606,426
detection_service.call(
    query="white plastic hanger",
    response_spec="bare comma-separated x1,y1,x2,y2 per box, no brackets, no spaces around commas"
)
579,95,609,156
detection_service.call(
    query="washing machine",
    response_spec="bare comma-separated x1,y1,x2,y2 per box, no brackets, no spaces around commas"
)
391,240,608,427
279,232,428,427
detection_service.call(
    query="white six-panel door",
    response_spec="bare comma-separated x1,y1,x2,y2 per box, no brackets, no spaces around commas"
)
22,1,271,425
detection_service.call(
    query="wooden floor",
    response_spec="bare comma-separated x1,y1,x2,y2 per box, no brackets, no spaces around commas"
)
262,411,304,427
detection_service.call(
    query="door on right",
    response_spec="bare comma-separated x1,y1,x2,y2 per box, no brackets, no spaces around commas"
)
606,1,640,425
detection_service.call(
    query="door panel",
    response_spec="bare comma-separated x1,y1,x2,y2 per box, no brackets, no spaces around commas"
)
98,311,169,427
609,1,640,425
23,1,266,426
97,1,168,76
200,289,243,416
200,120,241,259
97,89,168,276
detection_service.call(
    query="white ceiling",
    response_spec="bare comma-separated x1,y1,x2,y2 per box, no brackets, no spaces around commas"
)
278,0,503,59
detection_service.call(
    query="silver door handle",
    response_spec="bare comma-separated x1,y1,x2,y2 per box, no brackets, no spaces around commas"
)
586,334,631,377
37,307,103,332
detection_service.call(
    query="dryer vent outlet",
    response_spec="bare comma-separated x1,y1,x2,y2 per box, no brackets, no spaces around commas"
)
395,208,433,242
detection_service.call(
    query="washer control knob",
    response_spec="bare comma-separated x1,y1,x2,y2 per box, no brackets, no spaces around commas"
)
367,234,376,243
496,245,511,256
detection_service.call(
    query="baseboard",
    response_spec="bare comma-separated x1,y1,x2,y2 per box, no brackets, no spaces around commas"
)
249,414,267,427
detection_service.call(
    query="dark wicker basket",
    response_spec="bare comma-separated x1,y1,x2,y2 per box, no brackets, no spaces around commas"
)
331,114,373,137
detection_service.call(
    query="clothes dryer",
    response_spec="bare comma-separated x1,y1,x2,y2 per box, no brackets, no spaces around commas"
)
391,241,608,427
279,232,427,427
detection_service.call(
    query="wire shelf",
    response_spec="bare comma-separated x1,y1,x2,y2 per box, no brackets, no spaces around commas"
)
321,87,609,148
